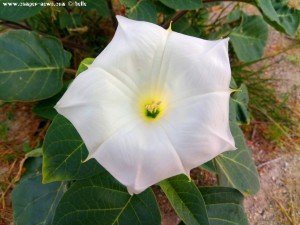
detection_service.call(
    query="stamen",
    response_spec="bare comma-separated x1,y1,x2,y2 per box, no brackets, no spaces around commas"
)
145,100,162,119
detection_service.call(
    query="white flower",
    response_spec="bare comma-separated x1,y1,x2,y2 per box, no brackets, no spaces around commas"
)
55,16,236,194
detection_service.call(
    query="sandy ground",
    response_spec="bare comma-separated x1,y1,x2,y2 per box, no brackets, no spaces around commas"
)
243,28,300,225
244,152,300,225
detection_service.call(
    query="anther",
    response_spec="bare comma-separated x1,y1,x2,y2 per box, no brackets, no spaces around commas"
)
145,100,162,116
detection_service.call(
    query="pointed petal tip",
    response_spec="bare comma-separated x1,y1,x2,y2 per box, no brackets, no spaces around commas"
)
227,141,237,152
216,36,229,48
53,104,61,115
168,21,173,32
81,154,93,163
127,186,143,195
228,137,237,152
222,38,230,48
183,169,190,177
187,175,192,182
116,15,130,26
127,187,134,196
53,102,59,109
115,15,122,21
54,100,63,112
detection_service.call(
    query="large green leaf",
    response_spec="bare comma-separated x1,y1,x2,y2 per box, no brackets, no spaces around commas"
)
52,171,161,225
230,13,268,62
160,175,209,225
172,17,201,37
199,187,249,225
128,0,157,23
0,30,71,101
43,115,102,183
159,0,202,10
12,157,65,225
0,0,45,21
214,90,259,196
215,121,260,196
32,82,68,120
155,1,176,15
254,0,300,36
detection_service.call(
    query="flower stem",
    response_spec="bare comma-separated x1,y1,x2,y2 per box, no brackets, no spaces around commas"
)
162,10,188,29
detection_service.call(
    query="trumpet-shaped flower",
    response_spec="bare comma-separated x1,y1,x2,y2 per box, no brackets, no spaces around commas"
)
55,16,236,194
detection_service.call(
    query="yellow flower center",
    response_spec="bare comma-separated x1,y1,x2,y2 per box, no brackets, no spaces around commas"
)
145,100,161,119
138,94,166,121
138,88,169,122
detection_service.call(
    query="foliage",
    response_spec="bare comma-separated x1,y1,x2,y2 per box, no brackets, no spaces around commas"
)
12,157,65,225
0,30,70,101
0,0,298,224
232,58,298,144
52,170,161,225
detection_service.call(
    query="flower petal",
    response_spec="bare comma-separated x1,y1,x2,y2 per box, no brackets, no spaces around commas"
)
160,33,231,100
55,67,138,155
91,16,169,95
161,91,235,171
92,121,189,194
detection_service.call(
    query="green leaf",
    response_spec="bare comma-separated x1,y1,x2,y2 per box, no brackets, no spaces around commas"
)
12,157,65,225
159,0,202,10
52,171,161,225
58,13,81,29
215,121,260,196
32,57,92,119
32,82,69,120
200,160,216,173
226,9,242,23
120,0,136,7
128,0,157,23
160,175,209,225
84,0,110,17
231,84,250,125
199,186,249,225
43,114,102,183
214,92,259,195
155,1,176,15
254,0,300,36
0,30,71,101
172,17,201,37
230,77,238,90
25,7,56,34
0,0,45,21
230,13,268,62
34,58,94,119
76,57,94,76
